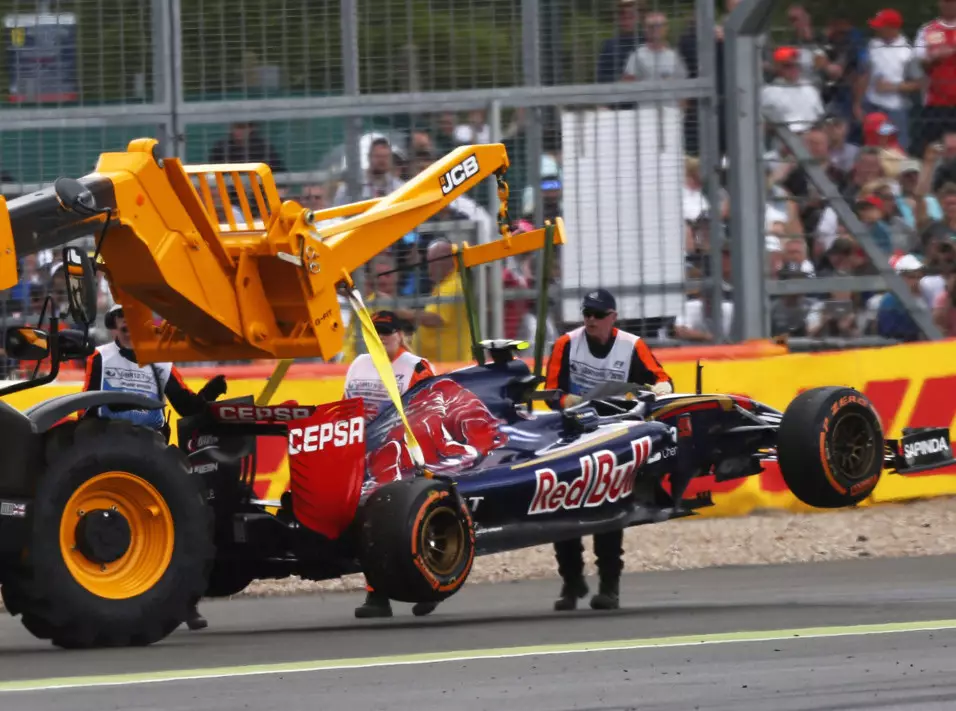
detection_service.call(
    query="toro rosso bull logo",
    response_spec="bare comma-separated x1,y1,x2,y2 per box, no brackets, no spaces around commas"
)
367,378,508,484
529,436,652,515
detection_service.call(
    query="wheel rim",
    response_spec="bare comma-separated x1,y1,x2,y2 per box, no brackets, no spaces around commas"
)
830,412,877,482
419,507,466,576
58,471,175,600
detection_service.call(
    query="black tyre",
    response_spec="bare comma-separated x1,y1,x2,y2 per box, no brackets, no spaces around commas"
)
777,386,884,509
1,418,215,649
359,478,475,604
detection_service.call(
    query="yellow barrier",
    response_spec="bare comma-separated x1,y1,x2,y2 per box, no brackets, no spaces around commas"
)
9,339,956,516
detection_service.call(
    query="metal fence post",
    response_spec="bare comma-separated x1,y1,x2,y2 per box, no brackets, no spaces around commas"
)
724,0,775,341
488,99,505,340
522,0,544,230
341,0,365,301
696,0,725,342
152,0,180,157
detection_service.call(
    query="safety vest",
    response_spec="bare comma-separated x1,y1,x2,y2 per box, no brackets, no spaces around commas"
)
95,342,170,430
344,350,427,421
564,326,639,396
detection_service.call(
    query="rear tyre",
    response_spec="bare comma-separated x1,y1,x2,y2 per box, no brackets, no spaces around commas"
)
1,418,214,648
777,386,884,508
359,478,475,604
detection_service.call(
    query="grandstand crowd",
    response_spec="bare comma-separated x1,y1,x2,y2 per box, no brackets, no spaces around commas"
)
1,0,954,380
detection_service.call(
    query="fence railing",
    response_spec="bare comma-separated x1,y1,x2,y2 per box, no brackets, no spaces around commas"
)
0,0,943,357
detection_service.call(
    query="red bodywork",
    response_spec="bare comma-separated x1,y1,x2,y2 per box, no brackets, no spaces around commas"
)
203,380,507,538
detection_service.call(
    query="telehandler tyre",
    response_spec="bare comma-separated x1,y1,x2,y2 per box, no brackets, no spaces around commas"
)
1,418,214,648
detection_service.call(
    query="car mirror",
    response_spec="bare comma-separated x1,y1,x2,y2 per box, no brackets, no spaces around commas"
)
62,246,98,327
54,177,99,216
58,329,96,361
5,326,50,361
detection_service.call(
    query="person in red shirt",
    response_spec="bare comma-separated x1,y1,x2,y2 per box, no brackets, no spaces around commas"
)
914,0,956,156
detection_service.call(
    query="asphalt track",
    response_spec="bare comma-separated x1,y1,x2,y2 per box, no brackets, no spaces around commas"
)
2,555,956,710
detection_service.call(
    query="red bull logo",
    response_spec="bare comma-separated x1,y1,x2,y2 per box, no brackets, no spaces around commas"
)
529,436,652,515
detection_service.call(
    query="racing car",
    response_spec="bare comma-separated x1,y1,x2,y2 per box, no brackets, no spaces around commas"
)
179,339,956,607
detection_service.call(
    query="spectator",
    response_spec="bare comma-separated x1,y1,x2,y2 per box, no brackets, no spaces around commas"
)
877,254,931,341
432,112,458,158
856,9,919,153
298,183,328,212
622,13,688,89
333,137,405,206
823,114,860,173
340,254,419,362
855,193,894,253
673,289,734,342
766,235,785,275
806,292,862,338
779,124,847,236
782,235,816,275
775,4,829,89
820,15,869,123
677,0,740,156
521,154,563,224
924,181,956,241
410,240,472,363
916,222,956,305
897,159,943,232
453,109,490,146
770,263,813,337
861,112,908,178
842,146,886,203
913,0,956,158
760,46,825,142
928,130,956,192
597,0,645,84
208,122,285,172
817,234,869,277
932,264,956,335
866,179,918,253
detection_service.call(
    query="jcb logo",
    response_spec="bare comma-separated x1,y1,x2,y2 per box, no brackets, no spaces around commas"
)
440,155,479,195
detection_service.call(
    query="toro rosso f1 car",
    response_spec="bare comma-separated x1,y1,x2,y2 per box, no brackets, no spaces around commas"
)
179,340,956,607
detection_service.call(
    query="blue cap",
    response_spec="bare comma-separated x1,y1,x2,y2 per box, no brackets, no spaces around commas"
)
582,288,616,312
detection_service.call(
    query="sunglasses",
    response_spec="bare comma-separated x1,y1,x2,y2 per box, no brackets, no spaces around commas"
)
375,326,398,335
582,308,610,320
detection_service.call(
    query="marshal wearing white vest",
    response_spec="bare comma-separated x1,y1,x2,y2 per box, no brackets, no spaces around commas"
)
343,310,435,422
544,288,674,614
343,310,438,621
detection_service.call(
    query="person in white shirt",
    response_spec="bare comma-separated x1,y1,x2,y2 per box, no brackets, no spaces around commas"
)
761,46,825,141
344,310,439,620
343,310,436,424
856,9,920,153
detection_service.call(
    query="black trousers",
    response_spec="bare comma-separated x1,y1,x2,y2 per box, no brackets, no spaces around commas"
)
553,529,624,583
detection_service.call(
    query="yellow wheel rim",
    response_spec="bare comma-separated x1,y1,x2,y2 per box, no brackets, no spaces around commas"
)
58,471,175,600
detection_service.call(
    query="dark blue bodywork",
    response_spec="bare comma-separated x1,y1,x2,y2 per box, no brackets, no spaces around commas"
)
358,356,780,554
182,352,785,575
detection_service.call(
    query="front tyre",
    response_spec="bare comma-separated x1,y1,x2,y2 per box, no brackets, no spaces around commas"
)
359,478,475,604
777,386,884,508
2,418,214,648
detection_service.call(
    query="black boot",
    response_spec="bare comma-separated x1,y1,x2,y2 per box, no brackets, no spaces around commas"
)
355,589,393,618
186,604,208,630
554,577,589,611
412,601,439,617
590,576,620,610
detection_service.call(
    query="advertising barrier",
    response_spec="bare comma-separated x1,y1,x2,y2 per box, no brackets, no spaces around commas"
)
7,339,956,517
